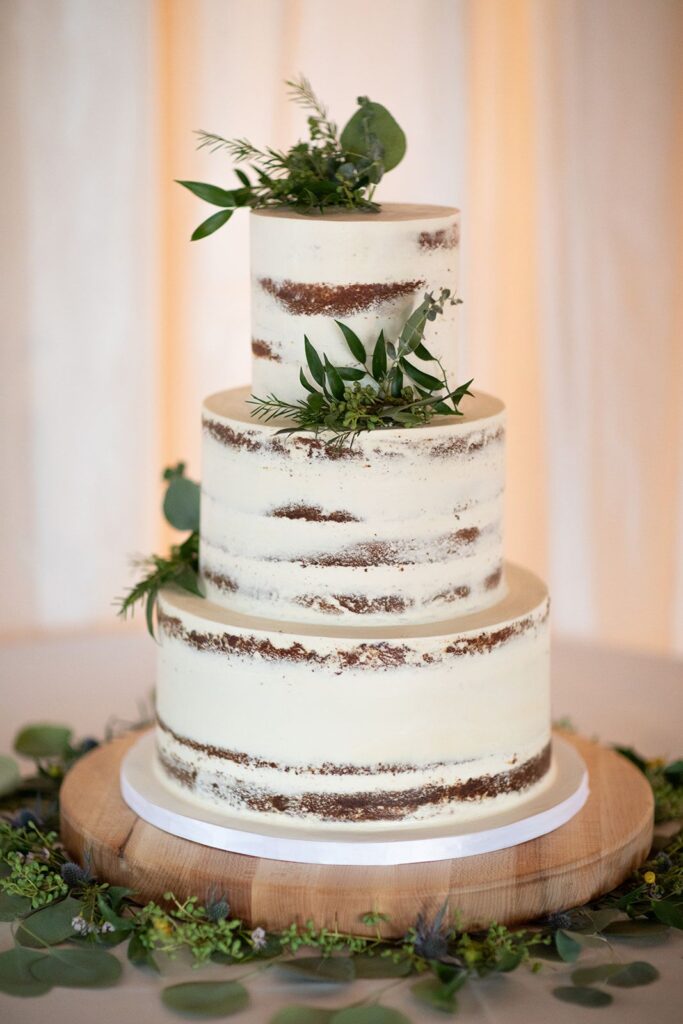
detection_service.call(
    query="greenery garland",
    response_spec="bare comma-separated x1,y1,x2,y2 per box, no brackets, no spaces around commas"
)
0,722,681,1016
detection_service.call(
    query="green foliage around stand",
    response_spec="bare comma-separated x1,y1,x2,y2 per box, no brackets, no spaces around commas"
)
1,724,681,1017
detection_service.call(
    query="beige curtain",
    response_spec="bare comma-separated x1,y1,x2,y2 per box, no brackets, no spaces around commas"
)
2,0,682,655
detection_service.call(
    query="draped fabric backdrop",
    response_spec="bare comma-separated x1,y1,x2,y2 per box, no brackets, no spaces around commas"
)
2,0,682,655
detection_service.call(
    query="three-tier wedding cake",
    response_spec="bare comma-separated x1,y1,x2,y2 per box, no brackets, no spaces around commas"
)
153,202,552,832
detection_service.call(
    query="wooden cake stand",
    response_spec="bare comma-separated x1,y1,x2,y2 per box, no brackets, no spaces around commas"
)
60,730,653,937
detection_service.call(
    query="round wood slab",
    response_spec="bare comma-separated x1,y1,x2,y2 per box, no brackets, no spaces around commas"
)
60,730,653,936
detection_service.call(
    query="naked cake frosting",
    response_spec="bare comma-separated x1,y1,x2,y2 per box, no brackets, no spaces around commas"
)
153,203,553,832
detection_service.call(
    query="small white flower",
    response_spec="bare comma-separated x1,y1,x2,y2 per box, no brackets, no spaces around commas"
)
100,921,116,933
25,852,35,863
250,926,267,950
71,915,89,935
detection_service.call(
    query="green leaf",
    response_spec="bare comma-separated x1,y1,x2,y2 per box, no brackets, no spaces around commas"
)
372,331,387,379
14,724,72,758
340,99,407,172
602,918,669,938
145,590,157,639
16,896,82,947
555,930,583,962
0,947,51,997
553,986,613,1007
161,980,249,1017
663,758,683,785
0,754,20,796
399,358,444,392
127,931,159,972
606,960,660,987
397,299,430,354
107,886,133,913
175,565,202,597
0,891,32,921
652,900,683,928
412,975,460,1012
413,342,436,361
336,367,366,381
300,368,318,394
331,1006,412,1024
324,356,345,401
305,336,325,387
29,947,123,988
191,208,233,241
176,180,237,207
163,475,200,532
234,169,251,188
97,894,134,933
270,1009,334,1024
571,964,622,985
280,957,355,983
388,366,403,398
335,321,366,363
352,954,412,979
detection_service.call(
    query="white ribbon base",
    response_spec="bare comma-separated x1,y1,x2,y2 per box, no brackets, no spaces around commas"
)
120,734,588,866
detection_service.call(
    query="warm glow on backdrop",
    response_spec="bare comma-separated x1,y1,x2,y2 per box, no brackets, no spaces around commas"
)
2,0,682,654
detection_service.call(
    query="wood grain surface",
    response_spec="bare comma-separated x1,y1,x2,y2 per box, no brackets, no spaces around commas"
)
60,731,653,936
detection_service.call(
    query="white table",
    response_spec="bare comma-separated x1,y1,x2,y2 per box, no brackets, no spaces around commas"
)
1,629,682,1022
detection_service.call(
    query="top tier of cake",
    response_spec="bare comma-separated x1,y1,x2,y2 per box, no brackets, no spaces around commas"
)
250,203,460,403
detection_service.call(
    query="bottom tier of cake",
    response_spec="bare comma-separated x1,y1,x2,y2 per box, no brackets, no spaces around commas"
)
154,563,551,832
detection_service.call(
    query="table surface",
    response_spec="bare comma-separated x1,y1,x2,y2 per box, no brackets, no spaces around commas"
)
1,627,682,1023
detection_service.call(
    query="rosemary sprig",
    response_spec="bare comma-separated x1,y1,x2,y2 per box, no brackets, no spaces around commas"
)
249,289,472,447
116,464,201,637
177,75,407,238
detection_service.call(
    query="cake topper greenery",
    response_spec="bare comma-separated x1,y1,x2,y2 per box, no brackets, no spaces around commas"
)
1,720,681,1014
177,75,406,238
250,288,473,446
116,464,200,637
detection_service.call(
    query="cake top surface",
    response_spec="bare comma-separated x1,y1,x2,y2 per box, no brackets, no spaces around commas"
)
252,203,459,223
205,387,503,431
161,563,546,642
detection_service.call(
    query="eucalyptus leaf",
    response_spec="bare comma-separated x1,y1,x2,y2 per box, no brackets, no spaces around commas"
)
14,724,72,759
191,208,233,241
16,896,82,947
340,99,406,172
0,754,20,796
163,475,200,532
176,180,237,207
127,931,159,971
280,956,355,983
553,986,613,1007
555,930,583,962
606,960,660,987
397,299,430,354
0,947,51,997
161,980,249,1017
0,891,32,921
331,1006,412,1024
270,1009,334,1024
372,331,387,379
335,321,366,363
305,336,325,387
652,899,683,929
29,947,122,988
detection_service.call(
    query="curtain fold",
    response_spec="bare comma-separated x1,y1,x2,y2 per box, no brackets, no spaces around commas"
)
2,0,682,654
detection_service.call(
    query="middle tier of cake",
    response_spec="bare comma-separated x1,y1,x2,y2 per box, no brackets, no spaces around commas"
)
201,387,506,626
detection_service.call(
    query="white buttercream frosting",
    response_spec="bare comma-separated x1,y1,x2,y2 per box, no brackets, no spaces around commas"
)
154,564,551,832
250,204,461,403
200,387,506,627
